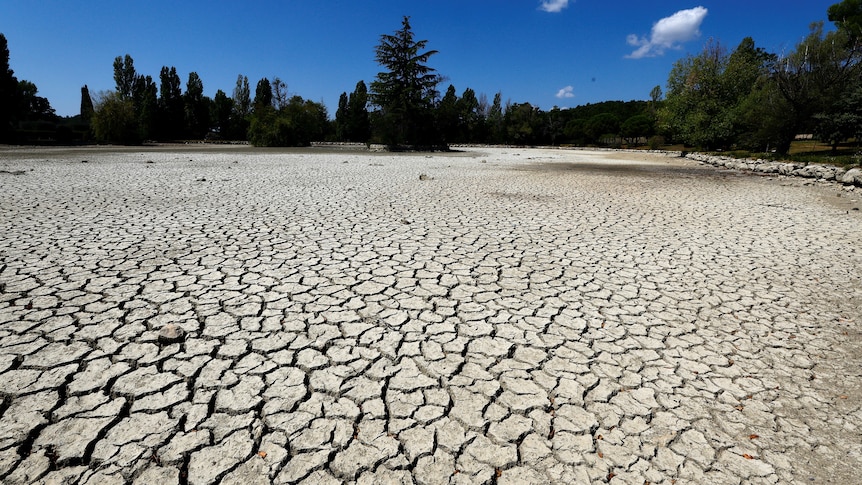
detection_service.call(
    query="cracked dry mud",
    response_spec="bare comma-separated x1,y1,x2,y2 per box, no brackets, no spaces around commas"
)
0,146,860,484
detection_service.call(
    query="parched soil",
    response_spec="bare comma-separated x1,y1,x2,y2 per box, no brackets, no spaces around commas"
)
0,146,860,484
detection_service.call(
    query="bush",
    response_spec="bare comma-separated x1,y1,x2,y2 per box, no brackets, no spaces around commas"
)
92,92,139,144
647,135,665,150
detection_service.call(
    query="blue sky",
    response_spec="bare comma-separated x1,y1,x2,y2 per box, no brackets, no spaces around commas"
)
1,0,839,117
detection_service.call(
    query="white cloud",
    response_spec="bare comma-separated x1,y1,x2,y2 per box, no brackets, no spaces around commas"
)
556,86,575,99
626,6,708,59
539,0,570,13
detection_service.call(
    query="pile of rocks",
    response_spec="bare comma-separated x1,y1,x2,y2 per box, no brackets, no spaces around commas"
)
685,152,862,186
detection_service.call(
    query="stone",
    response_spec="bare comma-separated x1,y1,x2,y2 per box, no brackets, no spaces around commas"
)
157,324,185,344
841,167,862,185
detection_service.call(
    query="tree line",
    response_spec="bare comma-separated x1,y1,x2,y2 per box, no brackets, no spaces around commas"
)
1,34,66,144
659,0,862,154
2,1,860,152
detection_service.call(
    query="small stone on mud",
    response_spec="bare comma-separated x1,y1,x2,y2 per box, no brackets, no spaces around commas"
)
158,324,185,344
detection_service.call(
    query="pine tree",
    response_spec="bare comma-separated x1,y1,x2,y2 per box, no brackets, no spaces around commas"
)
370,17,443,148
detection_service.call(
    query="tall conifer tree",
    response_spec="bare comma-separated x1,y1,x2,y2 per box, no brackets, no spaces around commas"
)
370,17,443,147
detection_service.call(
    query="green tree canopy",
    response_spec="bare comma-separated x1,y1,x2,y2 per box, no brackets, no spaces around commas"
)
211,89,233,137
504,102,541,145
346,80,370,142
253,77,273,112
620,114,654,143
1,34,17,140
370,16,443,147
231,75,251,140
660,38,772,150
233,75,251,118
335,91,349,140
113,54,136,99
829,0,862,41
184,72,209,138
132,74,157,140
437,84,460,143
158,66,184,139
772,22,861,152
456,87,482,143
15,80,54,122
487,92,504,144
1,34,56,141
585,112,620,143
80,85,94,122
92,91,137,144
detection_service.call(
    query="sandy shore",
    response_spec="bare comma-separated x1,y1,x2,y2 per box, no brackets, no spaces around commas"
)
1,147,860,483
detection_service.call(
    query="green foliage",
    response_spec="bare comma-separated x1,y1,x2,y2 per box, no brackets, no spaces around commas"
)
15,80,55,121
211,89,233,137
335,92,349,140
370,16,443,148
254,78,273,112
92,91,138,144
814,85,862,151
504,102,542,145
113,55,136,99
335,81,371,142
456,88,483,143
158,66,184,140
647,135,665,150
585,113,620,144
231,75,251,139
184,72,210,138
733,79,794,152
248,107,285,146
437,84,460,143
80,85,94,122
248,92,328,147
660,38,773,150
487,92,505,144
564,119,587,145
660,40,730,149
1,33,57,142
620,114,654,143
543,107,565,145
829,0,862,41
772,22,861,153
0,34,16,141
132,74,157,140
347,81,370,142
559,100,649,127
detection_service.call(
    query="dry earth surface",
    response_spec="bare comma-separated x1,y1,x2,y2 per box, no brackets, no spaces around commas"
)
0,145,860,484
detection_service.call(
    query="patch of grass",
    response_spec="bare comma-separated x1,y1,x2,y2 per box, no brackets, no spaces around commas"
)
703,140,862,167
770,141,861,167
774,152,861,167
